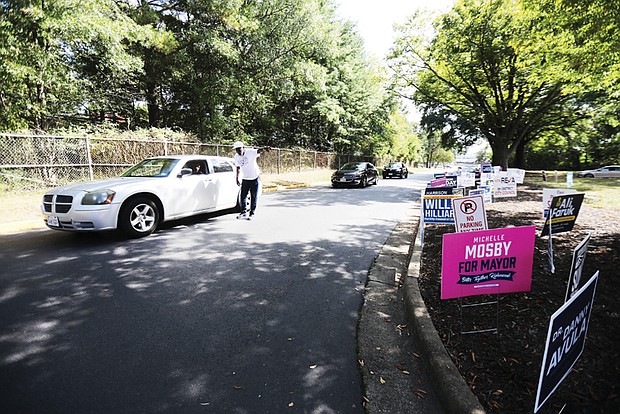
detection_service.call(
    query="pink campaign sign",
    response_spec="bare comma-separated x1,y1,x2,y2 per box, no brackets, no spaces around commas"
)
441,225,536,299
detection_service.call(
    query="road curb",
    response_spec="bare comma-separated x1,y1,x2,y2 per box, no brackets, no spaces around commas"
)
403,222,487,414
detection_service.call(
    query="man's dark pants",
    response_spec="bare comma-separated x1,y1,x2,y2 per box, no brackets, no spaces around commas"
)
240,178,260,214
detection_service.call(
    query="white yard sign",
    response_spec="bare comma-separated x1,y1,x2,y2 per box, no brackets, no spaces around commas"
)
452,195,488,233
493,174,517,198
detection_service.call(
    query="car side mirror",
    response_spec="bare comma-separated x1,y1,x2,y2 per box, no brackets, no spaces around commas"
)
178,168,193,177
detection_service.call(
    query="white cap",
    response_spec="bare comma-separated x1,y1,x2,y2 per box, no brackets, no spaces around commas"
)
232,141,244,149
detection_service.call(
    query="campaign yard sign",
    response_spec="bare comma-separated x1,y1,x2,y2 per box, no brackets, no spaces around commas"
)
507,168,526,184
423,188,462,224
452,195,488,233
480,162,493,174
441,226,536,299
470,186,492,204
493,174,517,198
541,193,585,237
542,188,577,218
445,175,458,188
458,172,476,188
565,233,591,302
535,271,599,413
430,177,447,188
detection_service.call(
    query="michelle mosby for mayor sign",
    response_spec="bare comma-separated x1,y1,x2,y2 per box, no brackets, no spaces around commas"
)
441,226,536,299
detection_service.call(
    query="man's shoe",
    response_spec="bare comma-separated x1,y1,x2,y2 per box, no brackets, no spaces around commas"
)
237,212,247,220
247,212,254,220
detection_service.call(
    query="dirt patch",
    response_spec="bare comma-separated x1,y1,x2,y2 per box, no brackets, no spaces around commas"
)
418,183,619,414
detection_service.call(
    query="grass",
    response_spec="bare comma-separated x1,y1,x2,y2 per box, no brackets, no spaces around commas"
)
527,176,620,211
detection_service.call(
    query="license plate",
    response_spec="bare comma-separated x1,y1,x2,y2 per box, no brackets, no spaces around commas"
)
340,178,347,182
47,216,60,227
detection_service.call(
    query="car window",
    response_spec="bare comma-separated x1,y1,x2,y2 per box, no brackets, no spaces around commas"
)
341,163,364,170
122,158,178,177
211,158,234,173
183,160,209,174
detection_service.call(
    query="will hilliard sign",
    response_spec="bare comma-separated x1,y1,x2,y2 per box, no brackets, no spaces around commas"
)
422,187,463,224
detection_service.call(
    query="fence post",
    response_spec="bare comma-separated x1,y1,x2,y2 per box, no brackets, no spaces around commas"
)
277,148,281,174
85,136,94,180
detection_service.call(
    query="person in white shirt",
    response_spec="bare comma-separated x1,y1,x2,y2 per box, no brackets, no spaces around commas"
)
232,141,270,220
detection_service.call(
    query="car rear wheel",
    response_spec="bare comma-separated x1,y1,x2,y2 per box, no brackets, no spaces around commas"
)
119,197,159,238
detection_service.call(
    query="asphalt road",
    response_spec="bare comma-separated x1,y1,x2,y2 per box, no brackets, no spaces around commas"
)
0,176,424,414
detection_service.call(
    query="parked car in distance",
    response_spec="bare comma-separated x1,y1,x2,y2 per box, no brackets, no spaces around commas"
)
577,165,620,178
331,162,379,188
382,162,408,179
41,155,240,238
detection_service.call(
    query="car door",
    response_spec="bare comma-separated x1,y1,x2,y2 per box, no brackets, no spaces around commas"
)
367,163,378,181
207,157,239,209
602,166,620,178
173,159,216,216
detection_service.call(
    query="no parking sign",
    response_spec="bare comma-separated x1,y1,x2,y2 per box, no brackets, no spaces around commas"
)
452,195,488,233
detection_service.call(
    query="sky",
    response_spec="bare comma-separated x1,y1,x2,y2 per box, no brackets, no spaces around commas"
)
335,0,487,157
335,0,456,59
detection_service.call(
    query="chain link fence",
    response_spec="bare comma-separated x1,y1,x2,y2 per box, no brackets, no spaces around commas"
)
0,133,381,191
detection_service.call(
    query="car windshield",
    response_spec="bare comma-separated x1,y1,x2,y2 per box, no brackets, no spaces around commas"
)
340,162,364,171
122,158,179,177
388,163,402,168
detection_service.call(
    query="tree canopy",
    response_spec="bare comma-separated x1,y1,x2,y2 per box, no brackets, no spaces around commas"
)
0,0,415,159
389,0,620,169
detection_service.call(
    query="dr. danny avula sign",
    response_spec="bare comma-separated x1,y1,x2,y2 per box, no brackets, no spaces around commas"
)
535,271,599,413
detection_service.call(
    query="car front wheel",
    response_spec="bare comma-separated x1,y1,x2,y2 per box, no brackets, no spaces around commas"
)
359,176,367,188
119,197,159,238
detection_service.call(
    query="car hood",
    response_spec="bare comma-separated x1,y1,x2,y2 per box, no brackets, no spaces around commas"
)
47,177,153,194
333,169,361,175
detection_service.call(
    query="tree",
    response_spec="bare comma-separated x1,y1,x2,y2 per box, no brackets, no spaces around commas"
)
522,0,620,168
0,0,171,130
389,0,581,170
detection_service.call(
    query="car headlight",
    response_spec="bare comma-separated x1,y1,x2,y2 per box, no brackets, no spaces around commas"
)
81,190,116,205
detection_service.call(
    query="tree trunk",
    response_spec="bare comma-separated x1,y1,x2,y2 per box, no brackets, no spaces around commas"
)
514,139,526,169
146,81,160,127
490,140,510,171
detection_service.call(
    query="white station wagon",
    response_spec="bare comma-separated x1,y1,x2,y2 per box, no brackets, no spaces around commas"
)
42,155,241,237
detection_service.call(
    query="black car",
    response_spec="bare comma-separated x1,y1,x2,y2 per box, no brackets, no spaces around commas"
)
331,162,379,188
382,162,408,179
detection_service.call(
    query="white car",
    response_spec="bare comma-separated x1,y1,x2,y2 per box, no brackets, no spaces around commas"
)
42,155,241,237
576,165,620,178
